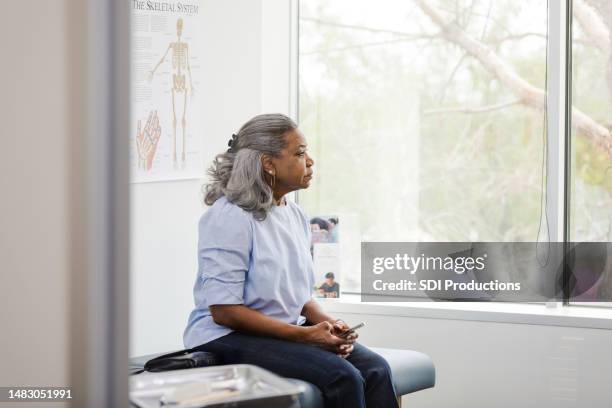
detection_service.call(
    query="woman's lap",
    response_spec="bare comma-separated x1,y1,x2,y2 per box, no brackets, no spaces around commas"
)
195,331,390,389
200,332,347,383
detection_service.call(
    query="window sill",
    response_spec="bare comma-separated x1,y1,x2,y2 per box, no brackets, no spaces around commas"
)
317,294,612,330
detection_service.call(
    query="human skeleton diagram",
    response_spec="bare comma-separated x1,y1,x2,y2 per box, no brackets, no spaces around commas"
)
149,18,194,169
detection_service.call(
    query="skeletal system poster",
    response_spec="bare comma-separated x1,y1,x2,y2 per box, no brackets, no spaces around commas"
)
130,1,202,183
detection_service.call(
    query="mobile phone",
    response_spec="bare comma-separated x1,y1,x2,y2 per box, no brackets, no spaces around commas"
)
337,322,365,338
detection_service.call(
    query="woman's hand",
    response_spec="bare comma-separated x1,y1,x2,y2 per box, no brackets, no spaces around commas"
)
332,320,358,359
331,320,358,338
300,321,352,353
337,342,355,359
299,301,358,358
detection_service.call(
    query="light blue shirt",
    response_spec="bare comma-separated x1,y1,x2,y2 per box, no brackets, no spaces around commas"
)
183,196,315,348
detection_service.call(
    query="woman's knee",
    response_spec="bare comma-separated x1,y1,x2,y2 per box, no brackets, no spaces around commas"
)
372,360,393,384
375,353,392,372
361,352,394,384
326,362,365,393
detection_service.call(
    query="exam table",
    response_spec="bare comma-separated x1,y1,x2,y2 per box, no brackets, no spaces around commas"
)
130,347,435,407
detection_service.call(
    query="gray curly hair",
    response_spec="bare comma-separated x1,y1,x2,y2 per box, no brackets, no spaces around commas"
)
204,113,297,220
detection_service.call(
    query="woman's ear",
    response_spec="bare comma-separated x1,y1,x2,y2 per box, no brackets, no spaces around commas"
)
261,154,275,175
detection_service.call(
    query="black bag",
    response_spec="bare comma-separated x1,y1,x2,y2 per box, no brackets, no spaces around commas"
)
131,348,220,375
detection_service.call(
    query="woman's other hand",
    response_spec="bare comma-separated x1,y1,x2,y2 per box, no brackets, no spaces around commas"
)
301,322,352,354
332,320,359,340
332,320,357,358
337,342,355,359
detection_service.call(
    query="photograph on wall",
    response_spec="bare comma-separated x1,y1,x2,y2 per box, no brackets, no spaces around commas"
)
310,216,341,298
130,1,202,183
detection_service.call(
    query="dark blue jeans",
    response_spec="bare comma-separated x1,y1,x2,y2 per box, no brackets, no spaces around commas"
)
196,331,398,408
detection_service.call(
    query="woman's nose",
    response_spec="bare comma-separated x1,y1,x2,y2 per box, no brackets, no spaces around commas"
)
306,154,314,167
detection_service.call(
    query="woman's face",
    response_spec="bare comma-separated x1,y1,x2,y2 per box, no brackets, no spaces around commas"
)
268,129,314,195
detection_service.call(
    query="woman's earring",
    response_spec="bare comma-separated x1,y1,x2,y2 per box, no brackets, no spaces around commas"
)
268,171,276,188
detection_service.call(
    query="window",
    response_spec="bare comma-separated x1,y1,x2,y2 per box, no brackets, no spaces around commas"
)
298,0,550,292
570,0,612,243
570,0,612,305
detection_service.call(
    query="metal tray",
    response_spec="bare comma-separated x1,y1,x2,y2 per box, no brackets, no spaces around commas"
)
130,364,304,408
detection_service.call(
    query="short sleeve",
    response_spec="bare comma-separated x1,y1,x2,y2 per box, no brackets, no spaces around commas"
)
198,201,252,306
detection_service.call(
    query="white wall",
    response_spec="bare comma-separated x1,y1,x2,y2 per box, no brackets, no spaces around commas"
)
0,0,72,402
326,305,612,408
130,0,293,356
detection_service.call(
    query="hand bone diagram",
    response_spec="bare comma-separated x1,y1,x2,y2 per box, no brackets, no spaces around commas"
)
136,110,162,171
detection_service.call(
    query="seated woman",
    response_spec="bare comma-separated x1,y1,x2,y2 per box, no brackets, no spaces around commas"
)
183,113,398,408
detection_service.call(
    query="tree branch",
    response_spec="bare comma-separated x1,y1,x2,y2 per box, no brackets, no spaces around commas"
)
301,37,440,56
438,53,469,103
300,17,437,40
574,0,610,54
414,0,612,159
492,32,547,43
424,100,522,116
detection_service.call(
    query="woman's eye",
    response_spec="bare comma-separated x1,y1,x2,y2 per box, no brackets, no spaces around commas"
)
297,152,305,157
